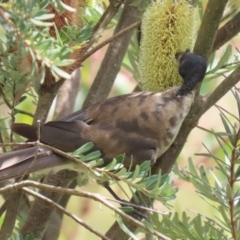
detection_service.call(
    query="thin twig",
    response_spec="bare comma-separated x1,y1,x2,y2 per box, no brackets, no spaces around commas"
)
83,0,124,54
82,21,141,62
0,180,170,240
92,2,114,33
22,187,111,240
213,11,240,52
83,0,141,107
200,65,240,115
14,109,34,118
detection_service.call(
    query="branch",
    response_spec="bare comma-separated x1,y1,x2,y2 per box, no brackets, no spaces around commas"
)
155,0,228,175
20,170,78,239
0,191,22,240
106,1,229,238
53,68,81,120
200,65,240,115
0,180,170,240
213,11,240,52
83,0,142,107
194,0,228,58
33,78,65,126
82,21,141,62
83,0,124,53
22,187,111,240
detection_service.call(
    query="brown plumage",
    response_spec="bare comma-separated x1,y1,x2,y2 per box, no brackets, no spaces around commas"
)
0,50,207,181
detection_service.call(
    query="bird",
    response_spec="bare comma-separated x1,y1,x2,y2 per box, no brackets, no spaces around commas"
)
0,50,207,183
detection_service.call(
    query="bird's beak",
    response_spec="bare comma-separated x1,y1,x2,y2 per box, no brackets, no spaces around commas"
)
175,49,190,61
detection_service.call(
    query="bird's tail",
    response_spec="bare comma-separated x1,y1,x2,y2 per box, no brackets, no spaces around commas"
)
0,147,70,181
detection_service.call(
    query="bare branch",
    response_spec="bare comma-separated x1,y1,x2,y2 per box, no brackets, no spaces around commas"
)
200,65,240,115
0,180,170,240
33,78,65,126
0,191,22,240
106,1,230,238
20,170,78,239
83,0,142,107
213,11,240,52
84,0,124,53
22,187,111,240
82,21,141,62
54,68,81,120
194,0,228,58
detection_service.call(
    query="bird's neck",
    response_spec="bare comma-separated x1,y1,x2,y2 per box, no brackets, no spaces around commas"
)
176,76,199,97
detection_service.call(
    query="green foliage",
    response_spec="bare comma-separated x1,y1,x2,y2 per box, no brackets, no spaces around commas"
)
71,142,177,205
0,0,91,98
0,0,240,239
206,44,239,82
10,234,35,240
170,89,240,239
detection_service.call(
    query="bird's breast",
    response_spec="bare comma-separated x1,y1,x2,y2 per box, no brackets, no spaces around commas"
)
152,91,195,157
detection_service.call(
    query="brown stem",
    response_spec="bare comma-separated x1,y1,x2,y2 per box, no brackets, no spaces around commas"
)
33,78,65,126
0,191,23,240
83,0,123,55
82,21,141,62
20,170,78,239
53,68,81,120
83,0,141,107
199,65,240,116
105,1,229,239
194,0,228,58
213,11,240,52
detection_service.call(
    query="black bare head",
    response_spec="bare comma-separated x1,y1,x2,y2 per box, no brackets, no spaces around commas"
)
175,49,207,96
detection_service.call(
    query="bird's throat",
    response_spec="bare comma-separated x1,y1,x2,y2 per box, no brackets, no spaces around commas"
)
176,76,199,97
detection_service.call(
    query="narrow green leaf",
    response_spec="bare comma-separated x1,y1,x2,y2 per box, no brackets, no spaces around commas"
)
51,65,71,79
142,219,155,233
115,214,138,240
208,45,232,74
72,142,94,155
34,13,55,20
30,18,53,27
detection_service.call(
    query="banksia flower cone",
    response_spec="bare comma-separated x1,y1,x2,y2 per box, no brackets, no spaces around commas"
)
229,0,240,7
21,0,85,85
139,0,196,92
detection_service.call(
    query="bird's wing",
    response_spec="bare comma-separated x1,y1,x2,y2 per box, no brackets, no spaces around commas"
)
0,92,159,180
38,92,161,167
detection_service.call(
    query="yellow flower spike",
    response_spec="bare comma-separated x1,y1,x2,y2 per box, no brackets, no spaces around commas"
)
229,0,240,8
139,0,196,92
